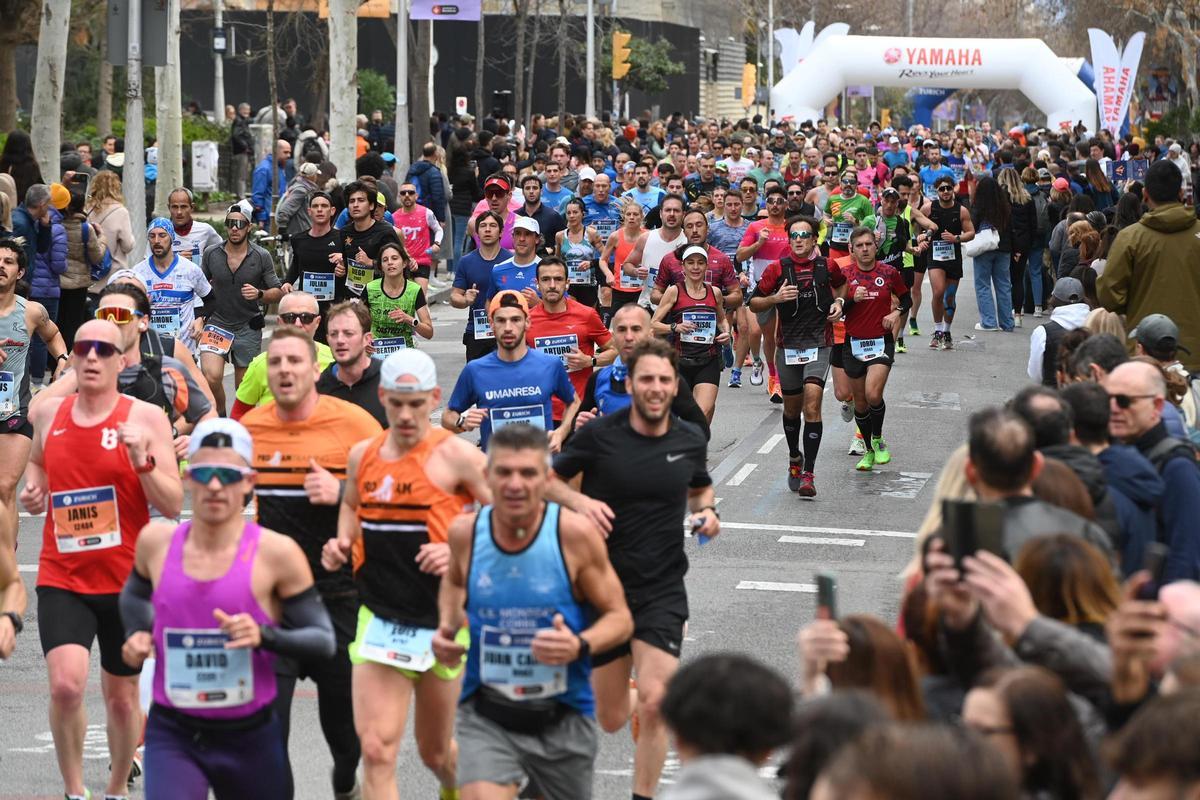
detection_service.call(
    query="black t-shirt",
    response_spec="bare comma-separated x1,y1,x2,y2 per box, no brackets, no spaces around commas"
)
339,219,400,266
578,371,711,440
553,407,710,591
316,360,388,428
288,228,342,291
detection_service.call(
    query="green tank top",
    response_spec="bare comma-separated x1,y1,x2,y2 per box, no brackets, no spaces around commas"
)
365,278,422,347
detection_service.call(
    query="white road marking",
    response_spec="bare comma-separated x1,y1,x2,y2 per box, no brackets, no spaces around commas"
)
736,580,817,592
722,521,916,539
726,463,758,486
778,535,865,547
18,564,37,573
757,434,784,454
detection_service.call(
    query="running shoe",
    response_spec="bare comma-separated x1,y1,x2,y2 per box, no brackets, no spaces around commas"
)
872,437,892,465
797,471,817,497
65,791,91,800
728,368,742,388
848,432,866,455
750,360,765,385
929,330,942,349
896,337,907,354
787,458,805,492
334,782,363,800
855,450,876,471
768,376,783,404
909,317,920,335
722,341,734,369
1013,313,1023,329
941,331,954,350
127,750,143,786
840,401,853,423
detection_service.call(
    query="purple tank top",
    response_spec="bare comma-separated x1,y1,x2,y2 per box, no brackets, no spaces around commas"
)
152,521,277,718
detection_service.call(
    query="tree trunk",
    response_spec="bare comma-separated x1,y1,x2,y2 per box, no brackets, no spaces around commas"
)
267,0,281,231
327,0,357,177
556,0,567,125
0,43,16,132
473,15,485,118
522,0,541,128
153,0,183,217
97,4,112,137
409,19,431,163
512,0,529,126
30,0,70,182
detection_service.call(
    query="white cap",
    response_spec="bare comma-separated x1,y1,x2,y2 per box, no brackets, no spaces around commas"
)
681,245,709,261
745,146,759,155
578,166,598,181
889,136,900,144
188,418,255,465
380,349,438,393
1169,142,1183,153
512,216,541,235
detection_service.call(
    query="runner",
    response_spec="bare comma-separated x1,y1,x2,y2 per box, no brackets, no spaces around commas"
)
737,186,793,403
918,140,957,202
22,318,182,800
364,241,433,358
321,350,491,800
601,201,647,319
316,301,388,427
627,163,666,216
488,217,542,304
443,290,578,452
432,422,633,800
165,188,222,263
652,209,742,310
284,191,345,338
840,227,910,471
890,175,936,339
230,291,334,418
551,337,719,800
240,328,384,799
873,187,914,353
707,191,756,387
621,194,687,309
804,165,839,225
133,217,214,353
910,175,975,350
338,180,401,301
118,418,336,800
0,516,21,659
583,173,623,248
451,211,511,362
467,175,519,251
392,181,443,295
518,174,566,256
556,198,605,310
748,216,845,497
822,169,875,262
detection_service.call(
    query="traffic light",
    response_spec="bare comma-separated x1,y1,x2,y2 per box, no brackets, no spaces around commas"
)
741,63,757,109
613,31,632,80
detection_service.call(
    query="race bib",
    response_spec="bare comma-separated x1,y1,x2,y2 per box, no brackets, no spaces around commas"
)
784,347,819,365
0,370,16,418
620,270,644,290
52,485,121,553
198,324,235,356
150,305,183,336
831,222,853,244
472,309,495,340
567,258,595,286
850,336,886,361
355,614,436,672
678,309,717,344
491,404,545,431
932,240,955,262
371,336,408,360
163,628,254,709
534,334,579,371
304,271,335,301
346,261,373,296
480,624,567,701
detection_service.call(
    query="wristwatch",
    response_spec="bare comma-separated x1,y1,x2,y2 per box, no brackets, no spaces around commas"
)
2,610,22,635
590,356,597,368
257,287,265,301
55,353,69,363
574,634,591,663
134,454,157,475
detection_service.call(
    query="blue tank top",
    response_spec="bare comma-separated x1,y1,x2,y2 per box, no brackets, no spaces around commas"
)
592,358,631,417
462,503,593,716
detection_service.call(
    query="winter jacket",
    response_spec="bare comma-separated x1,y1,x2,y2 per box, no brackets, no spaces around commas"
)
1009,196,1036,253
32,208,67,299
405,160,447,223
1000,496,1113,560
1099,202,1200,372
9,204,51,271
659,755,778,800
1041,446,1121,544
88,201,135,280
275,176,318,238
471,148,500,191
448,152,482,217
1133,421,1200,581
61,214,107,291
231,115,254,156
1097,444,1165,576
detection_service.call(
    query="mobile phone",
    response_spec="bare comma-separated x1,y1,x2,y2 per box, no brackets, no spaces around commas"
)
69,172,88,186
1136,543,1170,601
942,499,1007,570
815,572,837,620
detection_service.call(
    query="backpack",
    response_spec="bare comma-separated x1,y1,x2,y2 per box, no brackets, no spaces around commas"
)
80,221,113,282
300,136,325,165
1033,188,1051,236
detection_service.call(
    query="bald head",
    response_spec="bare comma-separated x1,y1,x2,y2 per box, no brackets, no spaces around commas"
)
1104,361,1167,442
76,318,122,346
1108,361,1167,398
611,303,653,360
280,291,319,315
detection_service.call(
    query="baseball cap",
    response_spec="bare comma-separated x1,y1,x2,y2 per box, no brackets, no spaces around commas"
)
681,245,709,261
381,152,397,163
888,136,900,144
714,162,729,173
188,418,255,465
577,166,597,182
49,183,70,210
483,175,511,192
881,186,900,199
745,146,759,155
380,349,439,392
1037,168,1052,180
1131,313,1192,356
488,289,530,319
512,216,540,236
1052,177,1070,192
1169,142,1183,153
1050,277,1085,305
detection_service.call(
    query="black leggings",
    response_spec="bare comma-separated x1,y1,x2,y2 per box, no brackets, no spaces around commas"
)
1009,252,1028,315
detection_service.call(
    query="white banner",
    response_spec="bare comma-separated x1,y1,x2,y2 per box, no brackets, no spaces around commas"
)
191,141,219,193
1088,29,1145,137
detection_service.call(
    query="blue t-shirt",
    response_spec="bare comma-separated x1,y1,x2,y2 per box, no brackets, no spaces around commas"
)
541,186,573,210
488,256,540,299
707,218,750,264
918,165,957,200
883,150,910,170
626,187,666,216
583,197,623,242
448,349,576,449
334,208,395,228
454,247,512,336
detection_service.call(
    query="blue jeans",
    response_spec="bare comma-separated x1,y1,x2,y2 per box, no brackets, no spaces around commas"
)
29,296,59,383
450,213,470,272
973,251,1013,330
1025,239,1046,312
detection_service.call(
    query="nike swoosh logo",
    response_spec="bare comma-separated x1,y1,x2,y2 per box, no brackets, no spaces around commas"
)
666,454,685,463
51,428,67,436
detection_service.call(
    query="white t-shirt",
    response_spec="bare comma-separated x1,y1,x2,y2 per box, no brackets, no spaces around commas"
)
132,255,213,350
172,220,223,263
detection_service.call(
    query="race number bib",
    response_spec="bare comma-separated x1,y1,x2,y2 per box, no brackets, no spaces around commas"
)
480,624,567,701
304,272,335,301
371,337,408,360
163,628,254,709
620,270,644,290
355,614,436,672
52,485,121,552
346,261,373,296
678,310,717,344
150,305,183,336
490,404,545,432
566,257,595,286
534,334,579,371
0,370,16,418
831,222,853,244
932,240,955,262
198,324,235,356
472,309,495,340
850,336,886,361
784,347,819,365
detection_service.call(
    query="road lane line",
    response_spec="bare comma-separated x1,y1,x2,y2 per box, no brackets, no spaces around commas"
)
709,409,780,485
19,564,37,573
778,535,865,547
757,434,784,454
726,463,758,486
722,521,916,539
736,581,817,592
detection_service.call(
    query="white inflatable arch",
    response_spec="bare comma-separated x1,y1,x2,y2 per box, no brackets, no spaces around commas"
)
772,35,1097,132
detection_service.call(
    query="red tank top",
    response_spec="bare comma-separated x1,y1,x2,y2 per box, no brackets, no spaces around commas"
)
673,283,720,359
613,228,642,293
38,395,150,595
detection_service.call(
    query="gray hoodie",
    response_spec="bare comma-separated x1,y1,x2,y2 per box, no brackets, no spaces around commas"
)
660,755,778,800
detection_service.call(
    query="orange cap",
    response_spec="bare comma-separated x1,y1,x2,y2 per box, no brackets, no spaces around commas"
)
487,289,530,319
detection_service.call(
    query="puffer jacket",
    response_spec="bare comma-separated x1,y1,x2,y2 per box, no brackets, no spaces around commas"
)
1041,445,1121,545
32,207,67,298
61,214,107,291
1097,444,1165,576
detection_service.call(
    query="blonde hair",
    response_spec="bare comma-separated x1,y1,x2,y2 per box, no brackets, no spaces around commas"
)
87,170,125,211
0,191,10,230
997,167,1031,204
1084,308,1125,339
906,444,975,578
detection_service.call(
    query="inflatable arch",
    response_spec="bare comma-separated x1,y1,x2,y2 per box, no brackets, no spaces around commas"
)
772,35,1098,133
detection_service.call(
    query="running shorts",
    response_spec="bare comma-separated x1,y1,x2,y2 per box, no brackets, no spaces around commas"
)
841,335,895,380
36,586,140,676
592,583,687,667
775,345,832,394
676,356,721,388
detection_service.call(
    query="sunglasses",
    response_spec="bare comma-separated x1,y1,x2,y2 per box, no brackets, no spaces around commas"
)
484,190,506,198
279,312,319,325
1109,393,1157,409
187,464,253,486
789,230,814,240
95,307,145,324
398,190,416,196
73,339,121,359
225,218,250,229
937,185,955,192
787,190,803,196
766,197,786,205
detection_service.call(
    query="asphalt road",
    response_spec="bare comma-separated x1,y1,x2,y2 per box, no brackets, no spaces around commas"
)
1,259,1035,799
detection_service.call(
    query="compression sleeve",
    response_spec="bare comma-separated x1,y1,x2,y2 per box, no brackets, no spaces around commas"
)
898,293,913,313
258,586,336,660
119,570,155,638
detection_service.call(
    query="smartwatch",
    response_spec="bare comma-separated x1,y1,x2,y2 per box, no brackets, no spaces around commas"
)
590,356,598,368
575,634,591,663
2,611,23,635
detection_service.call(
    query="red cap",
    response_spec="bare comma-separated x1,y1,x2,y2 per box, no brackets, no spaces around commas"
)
484,175,511,193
